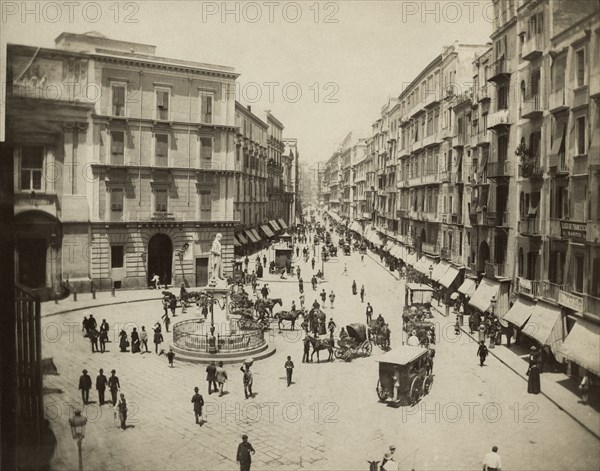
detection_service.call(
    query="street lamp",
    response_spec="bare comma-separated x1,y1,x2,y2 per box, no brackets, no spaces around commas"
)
207,294,226,354
489,294,497,349
69,409,87,471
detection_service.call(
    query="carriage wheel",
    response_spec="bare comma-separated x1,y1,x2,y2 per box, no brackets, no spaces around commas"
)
422,375,433,396
409,377,422,405
229,302,236,312
334,347,344,359
363,341,373,356
343,350,353,362
376,380,390,402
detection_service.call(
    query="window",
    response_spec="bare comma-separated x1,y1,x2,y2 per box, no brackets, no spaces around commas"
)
498,134,509,162
156,89,170,120
576,49,585,87
155,189,168,213
577,116,586,155
201,93,213,123
498,83,509,110
155,134,169,166
199,190,212,220
552,54,567,92
110,188,123,222
111,245,124,268
574,254,584,293
111,131,125,165
200,137,213,161
20,146,44,191
111,83,126,117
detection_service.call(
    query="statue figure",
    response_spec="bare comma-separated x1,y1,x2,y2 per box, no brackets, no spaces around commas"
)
210,233,224,281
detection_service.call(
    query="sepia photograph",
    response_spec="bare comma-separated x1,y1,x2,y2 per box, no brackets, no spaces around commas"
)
0,1,599,470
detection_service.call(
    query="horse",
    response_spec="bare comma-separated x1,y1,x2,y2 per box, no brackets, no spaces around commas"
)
308,336,334,363
274,309,305,330
255,298,283,317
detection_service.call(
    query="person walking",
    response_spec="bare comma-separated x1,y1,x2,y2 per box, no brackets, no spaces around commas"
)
166,348,175,368
478,323,486,343
296,266,301,280
139,326,149,353
206,361,217,394
311,257,315,270
360,285,365,303
260,284,269,300
244,256,249,271
482,445,502,471
118,329,128,352
130,328,140,354
298,277,304,294
96,369,108,405
108,370,120,407
302,336,311,363
329,290,336,309
116,393,127,431
366,302,373,324
527,362,541,394
320,289,327,305
169,295,177,317
299,293,305,310
162,311,170,333
311,275,318,291
262,255,267,268
477,341,489,366
327,318,337,339
153,323,164,354
343,263,348,276
89,327,99,353
216,361,227,397
191,387,205,425
285,356,294,386
151,273,160,289
241,364,253,399
78,369,92,404
352,280,357,295
236,434,255,471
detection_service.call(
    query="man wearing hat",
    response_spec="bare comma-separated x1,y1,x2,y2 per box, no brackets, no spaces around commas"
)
78,369,92,404
236,434,255,471
381,445,398,471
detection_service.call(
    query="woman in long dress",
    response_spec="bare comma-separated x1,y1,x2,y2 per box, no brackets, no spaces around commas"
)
527,362,541,394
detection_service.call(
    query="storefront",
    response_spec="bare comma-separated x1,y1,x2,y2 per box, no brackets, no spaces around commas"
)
560,318,600,379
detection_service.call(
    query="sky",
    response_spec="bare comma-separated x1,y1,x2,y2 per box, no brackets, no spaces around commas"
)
1,0,493,164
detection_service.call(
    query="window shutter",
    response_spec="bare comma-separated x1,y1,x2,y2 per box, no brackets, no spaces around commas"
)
162,91,169,110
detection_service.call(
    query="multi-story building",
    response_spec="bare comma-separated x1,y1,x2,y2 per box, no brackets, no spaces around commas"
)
8,32,240,295
265,111,286,222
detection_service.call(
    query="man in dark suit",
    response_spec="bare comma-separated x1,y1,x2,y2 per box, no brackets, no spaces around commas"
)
236,434,255,471
108,369,120,406
78,369,92,404
96,369,108,405
206,361,217,394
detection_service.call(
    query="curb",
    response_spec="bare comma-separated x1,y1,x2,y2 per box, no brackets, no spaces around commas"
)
42,295,163,318
365,252,400,281
433,304,600,440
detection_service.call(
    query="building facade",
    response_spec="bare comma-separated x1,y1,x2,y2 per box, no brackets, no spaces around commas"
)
265,111,286,222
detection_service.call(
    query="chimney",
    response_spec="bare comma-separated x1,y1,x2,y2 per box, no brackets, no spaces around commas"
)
247,105,252,112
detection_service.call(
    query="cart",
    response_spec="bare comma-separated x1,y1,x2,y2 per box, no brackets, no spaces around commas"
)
343,243,351,256
404,283,434,310
376,347,434,406
237,310,270,330
334,323,373,361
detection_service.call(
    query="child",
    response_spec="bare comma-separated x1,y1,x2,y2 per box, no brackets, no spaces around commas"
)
167,349,175,368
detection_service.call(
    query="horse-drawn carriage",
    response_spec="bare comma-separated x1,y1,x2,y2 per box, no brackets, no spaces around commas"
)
376,347,434,406
368,320,391,350
229,290,254,312
237,310,271,330
342,242,351,256
403,284,435,346
254,298,283,318
334,323,373,362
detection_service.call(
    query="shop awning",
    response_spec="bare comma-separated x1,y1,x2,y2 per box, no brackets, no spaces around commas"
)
405,252,417,267
502,297,535,329
244,229,259,243
440,265,460,289
250,229,261,242
277,218,288,230
560,319,600,376
391,244,403,259
431,261,450,282
383,241,395,252
458,277,477,298
234,238,241,247
415,256,434,276
548,115,567,162
269,219,282,231
260,224,275,238
469,277,501,312
236,232,249,245
522,301,563,352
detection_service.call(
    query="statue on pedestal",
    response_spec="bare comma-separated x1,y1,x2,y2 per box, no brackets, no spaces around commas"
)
209,233,226,287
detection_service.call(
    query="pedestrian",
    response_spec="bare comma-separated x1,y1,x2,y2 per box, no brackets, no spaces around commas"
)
167,348,175,367
311,275,317,291
477,341,488,366
320,289,327,305
108,369,120,407
100,318,110,338
329,290,336,309
89,327,99,353
118,329,129,352
527,361,541,394
216,361,227,397
244,256,249,270
311,257,315,270
191,387,205,425
298,277,304,294
202,302,209,319
327,318,337,339
162,272,168,289
151,273,160,289
468,312,476,334
96,368,108,405
478,323,486,343
240,364,253,399
169,295,177,317
140,326,149,353
261,284,269,300
482,445,502,471
88,314,97,331
299,293,305,309
296,246,300,257
579,374,590,404
130,327,140,353
360,285,365,303
99,325,108,353
366,302,373,323
296,266,301,280
153,323,163,354
343,263,348,276
206,361,217,394
116,393,127,431
302,336,311,363
78,369,92,404
290,300,297,313
352,280,357,295
285,356,294,386
262,255,266,267
162,311,170,332
236,434,255,471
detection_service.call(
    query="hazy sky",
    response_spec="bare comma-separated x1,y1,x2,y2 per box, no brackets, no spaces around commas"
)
1,0,493,163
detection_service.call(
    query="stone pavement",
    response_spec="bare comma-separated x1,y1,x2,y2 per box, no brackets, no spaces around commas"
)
41,240,600,470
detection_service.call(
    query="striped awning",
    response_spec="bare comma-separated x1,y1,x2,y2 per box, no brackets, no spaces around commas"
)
277,218,288,229
250,228,262,242
415,256,434,276
261,224,275,238
245,229,259,243
522,301,563,352
236,232,249,245
269,219,282,231
234,238,241,247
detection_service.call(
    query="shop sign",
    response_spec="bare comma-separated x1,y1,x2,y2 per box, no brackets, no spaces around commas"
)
558,290,583,312
560,221,586,242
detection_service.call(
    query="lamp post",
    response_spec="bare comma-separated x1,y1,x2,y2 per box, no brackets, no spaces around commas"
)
207,294,225,354
489,294,497,349
69,409,87,471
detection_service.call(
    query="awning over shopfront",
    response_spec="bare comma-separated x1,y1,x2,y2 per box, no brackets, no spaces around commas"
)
260,224,275,238
405,252,417,267
458,277,477,298
349,221,360,232
250,229,261,242
522,301,563,353
391,244,403,259
440,265,460,289
277,218,288,230
234,238,241,247
415,256,434,276
469,277,501,313
560,319,600,376
236,232,249,245
502,297,535,329
244,229,259,243
383,241,395,252
431,261,450,282
269,219,282,231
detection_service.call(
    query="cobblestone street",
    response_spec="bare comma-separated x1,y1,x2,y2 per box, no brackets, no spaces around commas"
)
42,248,599,470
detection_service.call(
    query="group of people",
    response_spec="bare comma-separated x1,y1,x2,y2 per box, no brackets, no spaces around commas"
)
82,314,110,353
78,368,128,430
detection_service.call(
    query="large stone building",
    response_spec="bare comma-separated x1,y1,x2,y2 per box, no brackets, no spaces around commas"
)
8,32,241,295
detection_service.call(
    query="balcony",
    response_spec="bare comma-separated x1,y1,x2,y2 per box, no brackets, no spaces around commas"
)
572,85,589,110
516,277,541,297
520,95,543,119
441,247,451,260
584,294,600,319
487,109,511,130
477,84,491,102
421,242,440,256
487,160,512,179
396,209,409,218
440,127,455,140
422,134,436,148
548,152,568,174
549,89,569,113
488,56,511,83
487,210,510,227
476,130,491,146
540,281,563,303
518,217,541,236
519,158,543,179
439,170,452,183
572,154,588,176
521,34,543,61
485,261,506,279
15,192,59,219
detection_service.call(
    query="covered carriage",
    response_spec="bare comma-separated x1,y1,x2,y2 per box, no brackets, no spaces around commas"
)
334,323,373,361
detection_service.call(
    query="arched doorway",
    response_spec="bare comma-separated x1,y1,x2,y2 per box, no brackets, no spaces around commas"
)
148,234,173,286
478,240,490,273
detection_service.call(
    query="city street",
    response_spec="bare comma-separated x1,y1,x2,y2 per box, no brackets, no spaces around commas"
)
42,241,599,471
